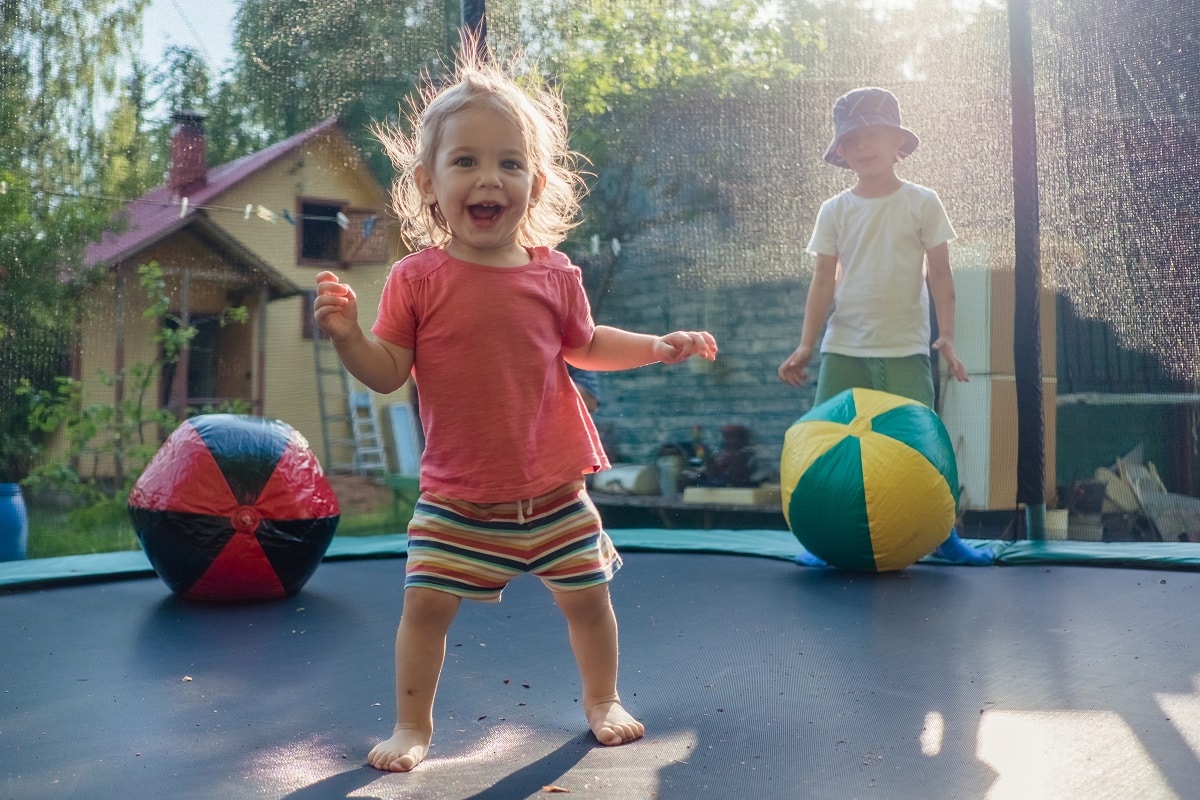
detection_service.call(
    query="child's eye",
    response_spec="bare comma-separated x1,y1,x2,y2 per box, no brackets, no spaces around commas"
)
454,156,475,167
503,159,524,171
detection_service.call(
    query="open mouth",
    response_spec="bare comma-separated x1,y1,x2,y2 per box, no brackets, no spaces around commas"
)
469,203,503,222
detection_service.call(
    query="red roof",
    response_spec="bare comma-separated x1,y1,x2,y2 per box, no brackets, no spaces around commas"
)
84,117,343,278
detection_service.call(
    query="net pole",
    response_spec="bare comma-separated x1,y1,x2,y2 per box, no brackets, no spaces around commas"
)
461,0,488,46
1008,0,1046,538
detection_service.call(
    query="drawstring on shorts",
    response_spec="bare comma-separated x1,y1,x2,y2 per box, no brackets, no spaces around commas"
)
516,498,534,524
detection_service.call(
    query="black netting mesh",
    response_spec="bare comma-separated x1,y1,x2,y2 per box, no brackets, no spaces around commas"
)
4,0,1198,555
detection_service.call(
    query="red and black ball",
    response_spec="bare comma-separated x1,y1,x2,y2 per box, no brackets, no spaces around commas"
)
128,414,340,601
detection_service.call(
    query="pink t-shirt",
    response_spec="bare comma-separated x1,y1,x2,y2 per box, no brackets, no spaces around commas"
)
371,246,609,502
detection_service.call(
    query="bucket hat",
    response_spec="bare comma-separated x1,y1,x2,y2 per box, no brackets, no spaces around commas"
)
823,87,920,169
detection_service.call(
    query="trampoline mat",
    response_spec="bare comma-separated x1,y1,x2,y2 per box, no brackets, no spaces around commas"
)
4,549,1200,799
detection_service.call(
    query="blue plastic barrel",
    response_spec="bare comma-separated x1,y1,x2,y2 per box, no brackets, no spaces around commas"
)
0,483,28,561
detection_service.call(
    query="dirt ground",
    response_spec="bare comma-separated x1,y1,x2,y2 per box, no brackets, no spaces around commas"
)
325,474,395,513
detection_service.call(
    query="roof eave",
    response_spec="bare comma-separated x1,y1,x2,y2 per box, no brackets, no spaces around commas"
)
100,213,303,300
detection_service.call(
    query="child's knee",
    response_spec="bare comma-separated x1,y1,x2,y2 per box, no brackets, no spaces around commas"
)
402,586,462,625
551,583,614,620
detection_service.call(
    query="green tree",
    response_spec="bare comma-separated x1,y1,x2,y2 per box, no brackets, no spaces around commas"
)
98,62,162,201
224,0,825,303
232,0,459,177
98,42,270,194
0,179,98,482
13,0,148,186
217,0,987,306
202,68,273,167
0,0,144,481
489,0,821,307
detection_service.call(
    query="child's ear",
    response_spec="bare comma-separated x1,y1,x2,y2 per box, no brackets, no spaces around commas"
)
531,173,547,205
415,164,436,204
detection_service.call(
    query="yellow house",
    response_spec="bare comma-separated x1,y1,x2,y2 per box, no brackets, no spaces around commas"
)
82,112,405,480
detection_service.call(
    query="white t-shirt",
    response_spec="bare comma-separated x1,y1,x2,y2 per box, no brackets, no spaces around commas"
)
806,181,956,358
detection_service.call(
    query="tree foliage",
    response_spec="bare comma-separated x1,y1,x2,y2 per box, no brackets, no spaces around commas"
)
216,0,830,206
481,0,825,306
8,0,148,185
495,0,818,244
232,0,461,176
0,0,145,481
97,43,273,195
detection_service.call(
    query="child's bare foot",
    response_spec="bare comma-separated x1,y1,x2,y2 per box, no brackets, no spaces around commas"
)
367,726,431,772
586,700,644,746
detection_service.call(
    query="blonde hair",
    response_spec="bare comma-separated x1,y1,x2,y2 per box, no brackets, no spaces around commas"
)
374,38,584,250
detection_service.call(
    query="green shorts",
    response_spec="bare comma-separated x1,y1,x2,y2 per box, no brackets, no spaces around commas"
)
814,353,934,408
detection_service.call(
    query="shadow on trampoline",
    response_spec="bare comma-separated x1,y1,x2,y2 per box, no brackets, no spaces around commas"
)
277,733,598,800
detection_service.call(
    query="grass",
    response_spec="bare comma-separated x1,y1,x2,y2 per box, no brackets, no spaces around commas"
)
25,494,415,560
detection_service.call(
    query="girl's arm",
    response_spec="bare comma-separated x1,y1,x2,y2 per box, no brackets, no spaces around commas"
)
314,271,415,393
564,325,717,372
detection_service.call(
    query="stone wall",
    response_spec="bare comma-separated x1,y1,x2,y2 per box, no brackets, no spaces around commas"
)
571,86,836,473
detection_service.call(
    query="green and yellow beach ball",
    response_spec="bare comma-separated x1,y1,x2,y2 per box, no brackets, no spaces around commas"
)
781,388,959,572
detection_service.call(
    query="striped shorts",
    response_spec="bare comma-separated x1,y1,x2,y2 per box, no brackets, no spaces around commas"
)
404,480,622,602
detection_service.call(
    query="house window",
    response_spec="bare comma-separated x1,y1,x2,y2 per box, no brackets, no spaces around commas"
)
160,316,220,407
187,318,221,399
299,201,342,265
297,198,392,267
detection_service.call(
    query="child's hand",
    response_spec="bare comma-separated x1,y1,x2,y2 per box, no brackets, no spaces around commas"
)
655,330,718,364
932,337,969,382
313,270,360,342
778,344,814,387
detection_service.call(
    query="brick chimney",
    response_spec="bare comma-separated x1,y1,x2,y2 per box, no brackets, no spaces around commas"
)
168,110,207,196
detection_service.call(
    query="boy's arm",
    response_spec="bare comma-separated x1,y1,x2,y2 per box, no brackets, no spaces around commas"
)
925,243,968,382
778,253,837,386
564,325,717,371
314,271,415,393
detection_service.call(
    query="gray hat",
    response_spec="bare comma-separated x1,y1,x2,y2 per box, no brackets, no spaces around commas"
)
823,87,920,169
